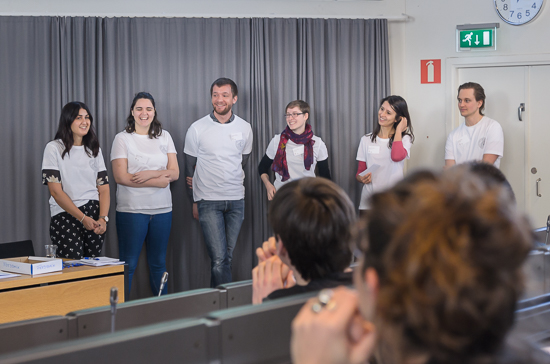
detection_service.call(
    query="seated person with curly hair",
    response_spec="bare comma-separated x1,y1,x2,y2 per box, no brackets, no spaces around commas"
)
252,177,355,304
292,166,549,364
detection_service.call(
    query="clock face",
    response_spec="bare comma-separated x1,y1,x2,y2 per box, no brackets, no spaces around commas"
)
494,0,545,25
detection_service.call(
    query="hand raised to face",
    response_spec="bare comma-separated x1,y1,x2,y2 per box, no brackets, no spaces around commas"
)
395,117,408,134
291,287,377,364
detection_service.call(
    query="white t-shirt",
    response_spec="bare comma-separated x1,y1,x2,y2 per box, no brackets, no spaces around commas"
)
184,114,253,201
110,130,177,214
42,140,108,217
265,134,328,190
356,134,412,210
445,116,504,168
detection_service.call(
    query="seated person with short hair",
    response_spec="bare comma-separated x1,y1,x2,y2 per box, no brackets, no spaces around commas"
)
467,160,515,203
252,177,355,304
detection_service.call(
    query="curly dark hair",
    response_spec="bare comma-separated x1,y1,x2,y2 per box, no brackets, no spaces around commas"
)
356,166,532,363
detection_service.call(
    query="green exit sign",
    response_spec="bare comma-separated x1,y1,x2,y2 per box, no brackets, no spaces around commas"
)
459,29,493,48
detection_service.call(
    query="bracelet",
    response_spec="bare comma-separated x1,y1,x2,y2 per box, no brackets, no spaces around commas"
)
80,214,86,223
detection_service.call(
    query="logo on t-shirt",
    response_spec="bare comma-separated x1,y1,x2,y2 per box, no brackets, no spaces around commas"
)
89,159,98,171
134,154,149,165
235,139,245,150
478,137,486,149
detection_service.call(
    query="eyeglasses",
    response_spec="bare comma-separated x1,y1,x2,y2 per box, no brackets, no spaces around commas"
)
284,112,305,119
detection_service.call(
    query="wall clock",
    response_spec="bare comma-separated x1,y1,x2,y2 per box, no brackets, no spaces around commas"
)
494,0,544,25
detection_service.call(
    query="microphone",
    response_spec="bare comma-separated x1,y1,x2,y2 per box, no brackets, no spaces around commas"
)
158,272,169,297
110,287,118,333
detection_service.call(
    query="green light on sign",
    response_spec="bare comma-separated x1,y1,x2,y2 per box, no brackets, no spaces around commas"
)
459,29,493,48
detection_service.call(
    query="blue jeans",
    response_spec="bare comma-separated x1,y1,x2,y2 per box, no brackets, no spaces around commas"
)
116,211,172,296
197,199,245,288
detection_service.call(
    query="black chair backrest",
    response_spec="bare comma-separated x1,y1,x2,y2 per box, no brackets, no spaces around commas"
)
67,288,221,337
206,292,316,364
0,318,211,364
217,279,252,308
0,316,69,355
0,240,34,259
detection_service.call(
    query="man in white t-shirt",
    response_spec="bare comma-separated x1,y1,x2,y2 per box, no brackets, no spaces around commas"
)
445,82,504,168
184,78,253,288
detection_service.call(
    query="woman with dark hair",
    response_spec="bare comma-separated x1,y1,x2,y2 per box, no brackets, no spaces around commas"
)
42,101,110,259
111,92,179,296
258,100,331,200
356,95,414,211
291,166,548,364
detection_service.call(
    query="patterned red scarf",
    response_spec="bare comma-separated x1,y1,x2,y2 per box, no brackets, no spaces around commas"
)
272,124,315,182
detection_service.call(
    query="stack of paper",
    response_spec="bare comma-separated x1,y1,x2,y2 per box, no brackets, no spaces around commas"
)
359,164,380,176
79,257,125,266
0,270,20,279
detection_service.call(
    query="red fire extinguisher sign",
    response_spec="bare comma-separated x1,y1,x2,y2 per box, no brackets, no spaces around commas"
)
421,59,441,84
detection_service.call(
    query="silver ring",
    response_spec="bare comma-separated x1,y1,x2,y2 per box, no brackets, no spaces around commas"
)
318,289,333,306
311,302,323,313
311,289,336,313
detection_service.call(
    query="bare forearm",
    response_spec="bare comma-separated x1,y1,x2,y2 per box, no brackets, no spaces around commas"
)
165,153,180,182
444,159,456,169
49,186,86,220
114,172,167,188
112,158,175,188
98,185,110,217
482,154,499,165
261,173,272,188
163,168,179,182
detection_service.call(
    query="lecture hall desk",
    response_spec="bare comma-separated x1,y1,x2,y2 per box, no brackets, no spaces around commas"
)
0,262,124,324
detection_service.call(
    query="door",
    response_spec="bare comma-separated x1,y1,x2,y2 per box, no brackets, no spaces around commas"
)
527,65,550,228
458,66,527,212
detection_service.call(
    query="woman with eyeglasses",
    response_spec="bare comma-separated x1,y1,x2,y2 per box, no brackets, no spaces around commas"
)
356,95,414,213
258,100,331,200
42,101,110,259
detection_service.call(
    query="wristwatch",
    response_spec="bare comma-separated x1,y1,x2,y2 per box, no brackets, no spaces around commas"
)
100,216,109,223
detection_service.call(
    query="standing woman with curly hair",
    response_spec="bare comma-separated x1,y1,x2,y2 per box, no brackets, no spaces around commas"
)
111,92,179,296
356,95,414,211
42,101,110,259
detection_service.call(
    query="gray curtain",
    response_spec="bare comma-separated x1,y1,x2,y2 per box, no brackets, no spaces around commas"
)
0,16,389,300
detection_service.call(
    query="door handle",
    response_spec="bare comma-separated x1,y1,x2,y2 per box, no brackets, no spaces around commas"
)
518,103,525,121
537,178,542,197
